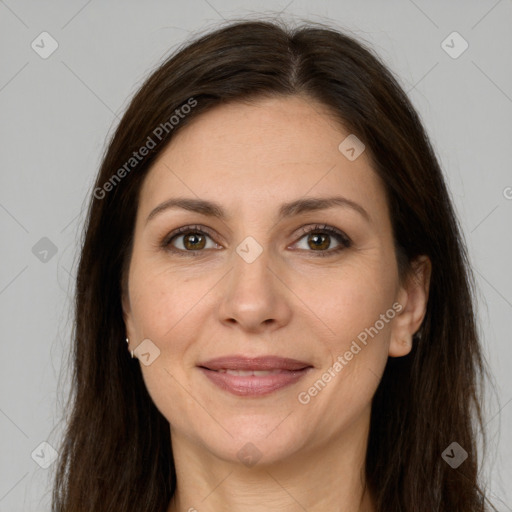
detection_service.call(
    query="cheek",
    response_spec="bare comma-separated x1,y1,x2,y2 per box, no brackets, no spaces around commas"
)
296,277,394,439
298,258,397,348
129,267,203,425
129,260,205,343
296,258,396,411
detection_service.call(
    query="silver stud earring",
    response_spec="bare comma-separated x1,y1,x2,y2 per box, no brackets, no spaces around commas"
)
126,337,134,358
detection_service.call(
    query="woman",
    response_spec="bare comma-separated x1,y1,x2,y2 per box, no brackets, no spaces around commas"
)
51,18,496,511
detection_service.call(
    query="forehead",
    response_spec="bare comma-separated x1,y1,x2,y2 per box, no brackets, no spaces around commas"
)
137,95,388,225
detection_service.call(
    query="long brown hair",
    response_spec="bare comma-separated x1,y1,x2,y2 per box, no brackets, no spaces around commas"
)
51,18,496,511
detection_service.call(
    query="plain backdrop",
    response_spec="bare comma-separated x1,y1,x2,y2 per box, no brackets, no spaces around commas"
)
0,1,511,510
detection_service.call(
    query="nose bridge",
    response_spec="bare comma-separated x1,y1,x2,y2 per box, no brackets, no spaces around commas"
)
230,236,276,303
228,216,274,281
217,234,290,331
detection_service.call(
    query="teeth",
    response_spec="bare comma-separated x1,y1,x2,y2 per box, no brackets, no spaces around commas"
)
217,369,283,376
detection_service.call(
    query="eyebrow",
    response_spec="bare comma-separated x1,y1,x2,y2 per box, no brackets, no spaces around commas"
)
145,195,371,225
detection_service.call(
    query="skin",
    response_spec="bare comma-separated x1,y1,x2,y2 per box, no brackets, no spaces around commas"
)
122,94,431,512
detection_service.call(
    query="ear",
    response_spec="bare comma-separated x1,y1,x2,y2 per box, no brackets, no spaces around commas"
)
389,255,431,358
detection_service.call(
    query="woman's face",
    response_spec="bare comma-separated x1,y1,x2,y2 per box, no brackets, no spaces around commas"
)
123,95,429,466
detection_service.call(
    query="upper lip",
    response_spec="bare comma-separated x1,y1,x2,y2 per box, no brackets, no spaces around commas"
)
198,356,312,371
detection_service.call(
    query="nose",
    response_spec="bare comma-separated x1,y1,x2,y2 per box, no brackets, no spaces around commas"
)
216,244,292,334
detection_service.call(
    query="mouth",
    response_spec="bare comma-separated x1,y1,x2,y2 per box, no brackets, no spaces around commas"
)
213,369,297,376
197,356,313,397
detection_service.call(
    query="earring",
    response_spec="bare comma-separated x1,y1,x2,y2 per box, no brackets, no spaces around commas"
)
126,337,134,358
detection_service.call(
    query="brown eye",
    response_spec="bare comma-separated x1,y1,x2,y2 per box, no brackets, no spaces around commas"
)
162,223,351,258
306,232,331,251
181,232,207,250
294,224,352,257
162,225,219,256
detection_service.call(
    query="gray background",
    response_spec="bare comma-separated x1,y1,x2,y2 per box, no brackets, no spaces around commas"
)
1,0,511,510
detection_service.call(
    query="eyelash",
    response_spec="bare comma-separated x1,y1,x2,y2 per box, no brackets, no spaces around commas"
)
161,223,352,258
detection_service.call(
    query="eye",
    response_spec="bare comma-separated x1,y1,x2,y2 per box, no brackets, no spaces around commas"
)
292,224,352,257
161,223,352,257
161,225,220,256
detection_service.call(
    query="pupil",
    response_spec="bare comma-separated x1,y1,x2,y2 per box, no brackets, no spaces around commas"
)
310,233,328,249
186,233,204,249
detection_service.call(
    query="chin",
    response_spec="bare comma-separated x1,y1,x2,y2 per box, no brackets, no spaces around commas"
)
194,415,310,468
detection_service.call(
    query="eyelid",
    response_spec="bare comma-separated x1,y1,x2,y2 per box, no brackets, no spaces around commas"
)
161,223,352,255
161,224,220,248
292,223,351,246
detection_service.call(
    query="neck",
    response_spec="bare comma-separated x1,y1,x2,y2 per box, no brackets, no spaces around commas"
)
167,407,375,512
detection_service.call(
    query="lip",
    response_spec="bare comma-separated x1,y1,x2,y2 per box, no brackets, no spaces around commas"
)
198,355,312,372
197,356,313,397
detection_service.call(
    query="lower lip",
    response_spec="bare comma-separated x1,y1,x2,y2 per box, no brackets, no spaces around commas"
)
198,367,312,397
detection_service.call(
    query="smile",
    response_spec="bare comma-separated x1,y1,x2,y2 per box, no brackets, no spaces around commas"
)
197,355,313,397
